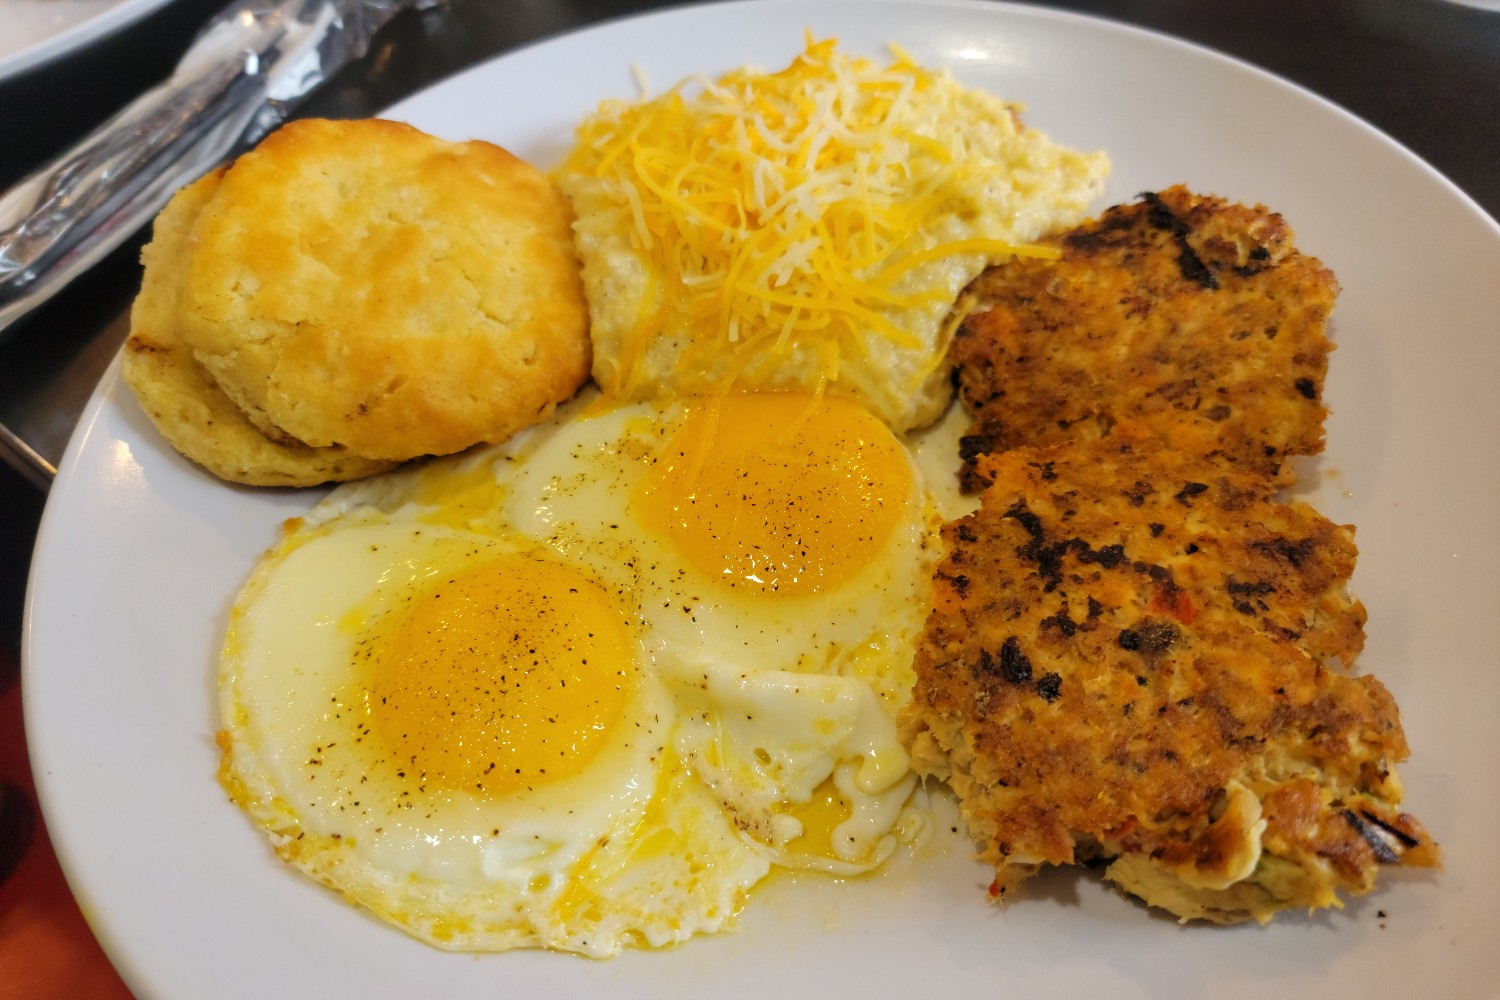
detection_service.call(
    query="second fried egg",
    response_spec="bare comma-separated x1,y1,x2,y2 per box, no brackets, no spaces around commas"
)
507,392,939,870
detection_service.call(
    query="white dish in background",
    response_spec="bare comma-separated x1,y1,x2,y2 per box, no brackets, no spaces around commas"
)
0,0,176,81
23,1,1500,998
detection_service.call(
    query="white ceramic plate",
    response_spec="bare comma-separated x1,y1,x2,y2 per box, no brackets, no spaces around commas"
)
0,0,176,81
24,2,1500,998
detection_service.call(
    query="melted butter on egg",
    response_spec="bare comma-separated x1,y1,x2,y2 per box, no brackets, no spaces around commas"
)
406,452,514,531
780,776,851,859
636,393,912,597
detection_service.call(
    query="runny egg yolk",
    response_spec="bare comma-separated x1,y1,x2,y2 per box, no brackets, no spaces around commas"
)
364,553,634,796
782,776,853,860
635,393,912,597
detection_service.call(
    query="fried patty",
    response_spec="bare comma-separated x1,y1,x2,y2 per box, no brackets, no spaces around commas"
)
951,186,1336,493
901,429,1438,922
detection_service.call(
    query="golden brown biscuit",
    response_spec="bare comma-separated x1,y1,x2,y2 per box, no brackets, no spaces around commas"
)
121,169,396,486
177,118,591,462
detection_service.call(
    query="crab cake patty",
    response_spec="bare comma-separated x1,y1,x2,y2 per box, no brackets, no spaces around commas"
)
951,187,1337,493
901,429,1438,922
121,169,396,487
178,118,590,462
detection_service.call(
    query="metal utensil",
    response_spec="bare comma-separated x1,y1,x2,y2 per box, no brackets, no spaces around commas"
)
0,0,436,339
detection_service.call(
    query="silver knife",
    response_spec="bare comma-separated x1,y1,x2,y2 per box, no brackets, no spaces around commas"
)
0,0,437,339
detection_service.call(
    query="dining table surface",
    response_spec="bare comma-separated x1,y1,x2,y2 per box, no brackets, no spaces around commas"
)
0,0,1496,995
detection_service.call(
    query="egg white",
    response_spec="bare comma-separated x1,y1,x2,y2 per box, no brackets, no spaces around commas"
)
219,516,768,955
502,393,939,871
220,389,945,954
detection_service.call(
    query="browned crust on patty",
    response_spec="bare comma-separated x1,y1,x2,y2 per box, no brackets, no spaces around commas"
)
951,186,1337,493
901,429,1438,921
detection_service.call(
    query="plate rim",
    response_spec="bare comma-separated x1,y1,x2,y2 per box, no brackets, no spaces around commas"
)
22,2,1500,997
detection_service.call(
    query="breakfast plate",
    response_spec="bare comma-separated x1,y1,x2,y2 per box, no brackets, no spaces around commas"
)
0,0,176,81
23,1,1500,997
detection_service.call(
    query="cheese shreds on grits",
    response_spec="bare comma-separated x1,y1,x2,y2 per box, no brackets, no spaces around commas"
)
950,186,1336,493
900,430,1439,923
556,37,1108,433
218,391,941,955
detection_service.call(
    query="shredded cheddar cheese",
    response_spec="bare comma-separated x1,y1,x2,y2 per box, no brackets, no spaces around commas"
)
557,37,1109,430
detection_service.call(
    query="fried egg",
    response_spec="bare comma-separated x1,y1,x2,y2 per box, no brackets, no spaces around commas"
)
507,392,938,871
218,390,941,954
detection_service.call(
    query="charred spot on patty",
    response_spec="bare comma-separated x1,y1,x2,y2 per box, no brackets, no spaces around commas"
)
949,186,1336,493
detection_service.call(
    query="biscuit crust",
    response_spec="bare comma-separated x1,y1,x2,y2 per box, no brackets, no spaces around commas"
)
902,431,1438,922
951,186,1336,492
121,169,395,487
178,118,590,461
